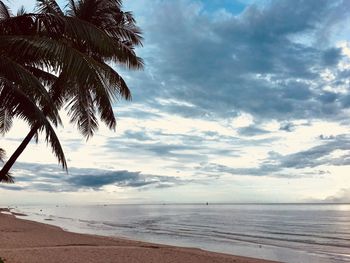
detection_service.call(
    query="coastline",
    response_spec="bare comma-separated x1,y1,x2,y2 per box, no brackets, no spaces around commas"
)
0,210,277,263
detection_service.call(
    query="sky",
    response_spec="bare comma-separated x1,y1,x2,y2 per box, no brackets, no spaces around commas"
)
1,0,350,204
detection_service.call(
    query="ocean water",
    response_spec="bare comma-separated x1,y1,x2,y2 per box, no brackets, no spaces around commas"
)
13,204,350,263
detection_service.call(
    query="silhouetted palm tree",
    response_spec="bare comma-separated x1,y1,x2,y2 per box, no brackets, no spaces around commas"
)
0,1,67,182
0,0,143,181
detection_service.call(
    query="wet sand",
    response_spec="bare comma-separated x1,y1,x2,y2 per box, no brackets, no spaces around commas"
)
0,210,278,263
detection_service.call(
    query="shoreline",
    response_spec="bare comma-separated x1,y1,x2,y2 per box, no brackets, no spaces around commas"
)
0,210,278,263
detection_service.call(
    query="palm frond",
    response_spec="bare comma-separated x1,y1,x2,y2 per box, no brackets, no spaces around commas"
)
1,35,133,136
59,15,143,69
0,146,13,183
0,54,51,107
17,6,27,16
0,53,61,126
0,148,5,162
0,104,13,135
107,22,143,46
107,39,144,69
25,65,58,87
67,87,98,138
96,60,131,100
0,171,14,183
66,0,77,16
0,80,67,170
36,0,64,15
35,1,143,68
0,1,11,20
0,12,36,35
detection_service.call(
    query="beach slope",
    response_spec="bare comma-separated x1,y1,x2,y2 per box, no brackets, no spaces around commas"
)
0,212,277,263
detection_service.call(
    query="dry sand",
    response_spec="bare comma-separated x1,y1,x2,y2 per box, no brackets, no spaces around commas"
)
0,209,278,263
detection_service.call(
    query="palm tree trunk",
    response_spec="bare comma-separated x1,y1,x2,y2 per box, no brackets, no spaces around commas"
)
0,124,39,180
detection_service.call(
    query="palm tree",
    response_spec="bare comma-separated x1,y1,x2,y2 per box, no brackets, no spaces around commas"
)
0,0,143,181
0,1,67,182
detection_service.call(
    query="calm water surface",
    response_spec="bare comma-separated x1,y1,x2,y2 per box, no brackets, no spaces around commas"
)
14,204,350,263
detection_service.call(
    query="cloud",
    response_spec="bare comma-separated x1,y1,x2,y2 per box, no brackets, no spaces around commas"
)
324,188,350,203
123,0,350,123
105,137,208,163
197,162,280,177
279,122,295,132
66,170,150,189
322,48,343,66
280,135,350,169
0,162,188,192
237,125,270,136
123,130,153,141
197,134,350,178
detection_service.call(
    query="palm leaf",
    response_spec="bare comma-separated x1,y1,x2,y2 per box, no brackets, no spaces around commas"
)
17,6,27,16
25,65,58,87
0,148,5,162
34,1,143,69
0,80,67,170
0,54,51,107
67,86,98,138
0,1,11,20
0,172,14,183
0,54,61,126
0,147,14,183
1,35,133,136
36,0,64,15
0,105,13,134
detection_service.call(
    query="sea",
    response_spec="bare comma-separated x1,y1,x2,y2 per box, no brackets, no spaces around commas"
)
12,203,350,263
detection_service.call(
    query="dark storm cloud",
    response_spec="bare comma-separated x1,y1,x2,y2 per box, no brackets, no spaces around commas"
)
124,0,350,122
0,162,187,192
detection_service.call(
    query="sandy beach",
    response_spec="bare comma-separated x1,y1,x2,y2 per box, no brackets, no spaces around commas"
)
0,209,277,263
